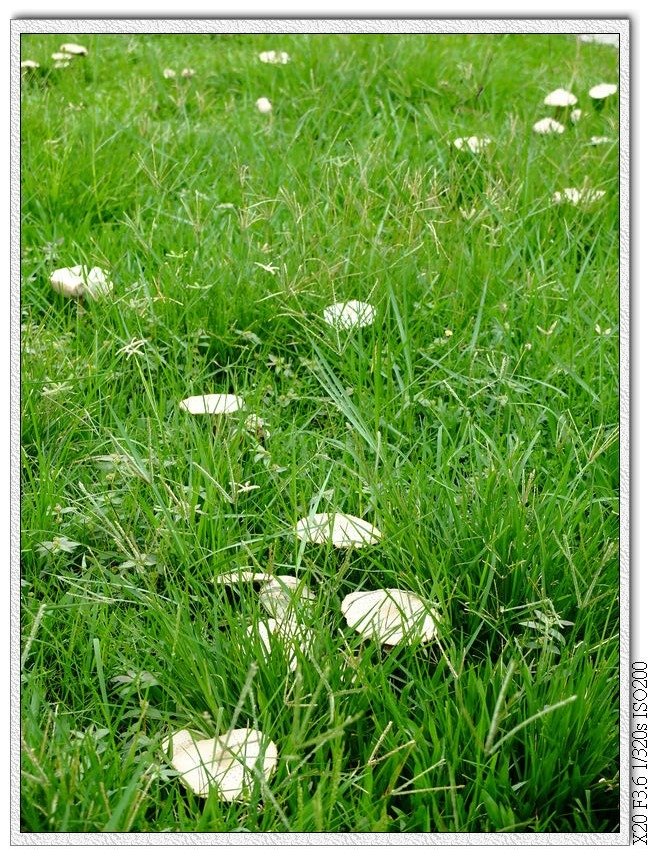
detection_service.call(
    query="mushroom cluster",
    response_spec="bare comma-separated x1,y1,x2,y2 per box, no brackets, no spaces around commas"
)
48,42,88,69
534,82,617,134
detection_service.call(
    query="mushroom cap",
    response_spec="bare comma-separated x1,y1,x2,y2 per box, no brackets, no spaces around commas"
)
341,588,439,646
323,300,377,330
214,571,315,619
50,265,112,299
60,43,88,56
179,394,245,415
258,576,316,620
589,82,617,100
84,266,113,298
295,512,381,548
258,50,290,65
245,616,311,672
256,97,273,114
452,135,492,154
543,88,577,107
21,59,40,69
163,68,176,79
570,108,582,124
533,117,565,134
551,187,606,206
181,67,196,78
51,52,73,61
162,728,278,800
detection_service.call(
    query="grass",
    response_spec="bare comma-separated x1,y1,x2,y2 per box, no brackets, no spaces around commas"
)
20,32,620,834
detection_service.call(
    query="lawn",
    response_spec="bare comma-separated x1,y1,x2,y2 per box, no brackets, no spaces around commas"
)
20,31,620,834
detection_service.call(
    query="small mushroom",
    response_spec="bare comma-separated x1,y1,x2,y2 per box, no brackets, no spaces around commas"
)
551,187,606,206
51,52,73,62
245,616,312,672
215,571,315,620
543,88,578,109
179,394,245,415
162,727,278,800
21,59,40,70
323,300,376,330
452,135,492,154
295,512,381,548
162,68,176,79
256,97,273,114
258,50,290,65
533,117,565,135
341,588,439,646
588,135,614,146
258,576,316,620
60,43,88,56
50,265,113,299
589,82,617,110
570,108,582,124
181,67,196,78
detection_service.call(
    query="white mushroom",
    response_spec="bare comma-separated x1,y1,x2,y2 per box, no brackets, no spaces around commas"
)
51,52,73,62
53,61,71,69
258,576,316,620
84,267,113,298
60,43,88,56
50,265,113,299
570,108,582,124
578,34,619,46
341,588,439,646
256,97,273,114
533,117,565,135
588,135,613,146
551,187,606,206
179,394,245,415
589,83,617,101
323,300,377,330
162,728,278,800
543,88,577,108
295,513,381,548
258,50,290,65
215,571,315,619
181,67,196,78
163,68,176,79
452,135,492,154
245,617,312,672
21,60,40,70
